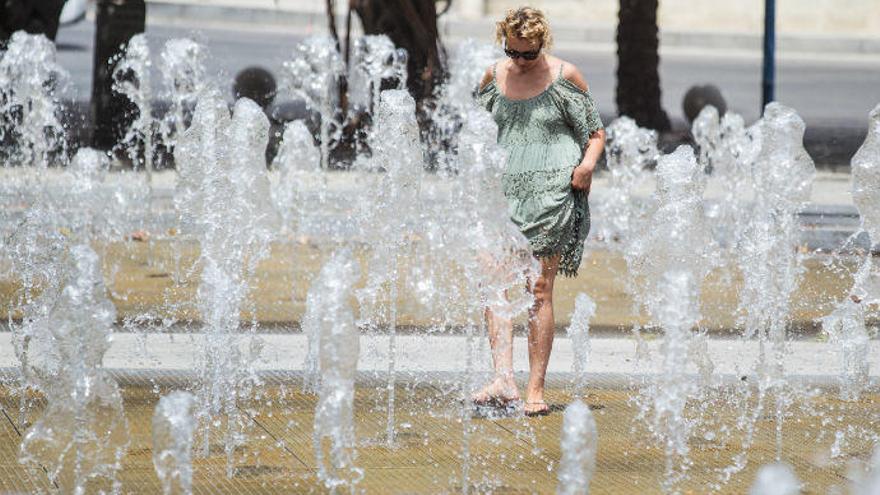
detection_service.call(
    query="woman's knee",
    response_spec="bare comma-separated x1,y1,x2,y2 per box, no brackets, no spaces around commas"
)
531,276,554,304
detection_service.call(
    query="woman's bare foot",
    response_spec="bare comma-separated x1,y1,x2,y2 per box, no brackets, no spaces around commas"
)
471,375,520,405
524,387,549,416
524,401,550,416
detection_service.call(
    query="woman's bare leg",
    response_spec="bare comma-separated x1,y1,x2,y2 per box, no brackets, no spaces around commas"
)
472,305,520,403
525,255,560,414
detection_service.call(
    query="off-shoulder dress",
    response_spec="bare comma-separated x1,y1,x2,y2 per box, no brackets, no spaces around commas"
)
477,63,604,277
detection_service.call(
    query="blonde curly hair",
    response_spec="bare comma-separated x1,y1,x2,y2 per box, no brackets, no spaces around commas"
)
495,7,553,50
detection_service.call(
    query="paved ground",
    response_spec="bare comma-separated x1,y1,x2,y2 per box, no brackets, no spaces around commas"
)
0,168,874,332
0,234,866,332
0,376,877,494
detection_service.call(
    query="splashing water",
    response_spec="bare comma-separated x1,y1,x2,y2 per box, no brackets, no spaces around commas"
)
567,292,596,396
447,101,536,316
114,33,156,179
627,145,713,491
731,102,815,472
821,298,870,401
175,91,276,473
347,34,407,113
448,99,536,491
595,115,658,245
429,39,498,171
557,400,598,495
357,89,424,445
311,248,364,492
692,105,761,250
272,119,322,233
0,31,69,168
851,104,880,245
627,145,712,319
281,36,345,170
819,103,880,402
18,244,129,494
160,38,208,153
748,463,801,495
153,391,197,495
848,103,880,309
302,236,331,392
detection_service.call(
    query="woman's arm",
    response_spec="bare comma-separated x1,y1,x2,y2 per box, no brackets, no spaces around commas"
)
479,65,494,91
564,63,606,193
572,129,606,193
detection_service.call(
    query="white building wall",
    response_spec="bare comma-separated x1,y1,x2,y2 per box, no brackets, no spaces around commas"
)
485,0,880,37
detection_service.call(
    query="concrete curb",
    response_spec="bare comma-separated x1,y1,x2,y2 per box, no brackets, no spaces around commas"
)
2,333,878,382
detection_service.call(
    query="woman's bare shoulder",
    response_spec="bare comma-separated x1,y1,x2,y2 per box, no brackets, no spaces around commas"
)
558,59,590,91
479,60,502,90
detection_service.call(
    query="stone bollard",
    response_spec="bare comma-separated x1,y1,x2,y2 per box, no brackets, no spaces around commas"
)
683,84,727,124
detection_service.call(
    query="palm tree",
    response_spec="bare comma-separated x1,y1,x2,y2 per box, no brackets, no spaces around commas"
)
616,0,671,131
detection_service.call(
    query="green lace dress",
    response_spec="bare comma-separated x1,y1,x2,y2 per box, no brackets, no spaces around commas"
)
477,64,604,276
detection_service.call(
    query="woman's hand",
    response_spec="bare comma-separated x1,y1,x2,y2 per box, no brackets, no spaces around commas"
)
571,162,594,193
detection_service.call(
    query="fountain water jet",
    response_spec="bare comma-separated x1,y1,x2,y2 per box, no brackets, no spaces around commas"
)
557,399,598,495
18,244,129,494
357,89,424,446
429,39,498,171
567,292,596,396
692,105,761,251
114,33,155,179
597,116,658,246
736,102,815,464
851,104,880,245
347,35,407,115
174,90,277,474
748,463,801,495
0,31,69,169
272,119,322,234
450,102,537,488
818,103,880,402
160,38,208,155
627,145,714,491
153,391,197,495
281,36,345,171
821,297,870,401
310,248,364,492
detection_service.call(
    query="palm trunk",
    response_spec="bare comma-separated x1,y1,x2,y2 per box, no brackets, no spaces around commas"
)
616,0,671,131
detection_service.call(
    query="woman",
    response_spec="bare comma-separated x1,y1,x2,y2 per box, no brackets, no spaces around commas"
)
474,7,605,416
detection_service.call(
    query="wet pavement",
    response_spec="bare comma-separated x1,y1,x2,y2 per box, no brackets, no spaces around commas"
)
0,374,877,494
0,239,869,333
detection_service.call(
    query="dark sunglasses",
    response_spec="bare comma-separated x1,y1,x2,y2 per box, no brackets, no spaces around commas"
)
504,45,542,60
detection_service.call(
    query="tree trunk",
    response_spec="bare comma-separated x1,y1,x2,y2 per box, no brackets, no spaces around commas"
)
615,0,671,131
91,0,146,151
0,0,66,45
351,0,447,104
